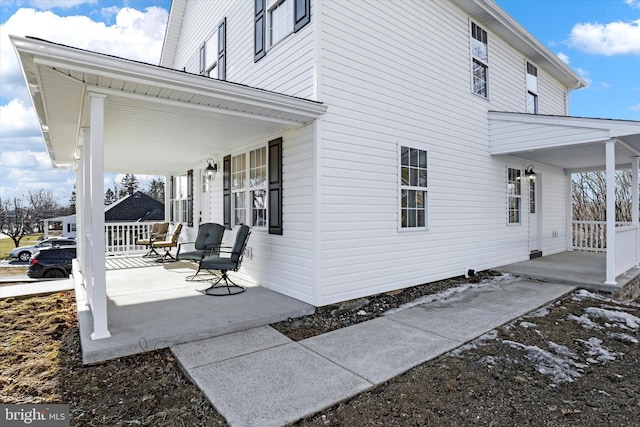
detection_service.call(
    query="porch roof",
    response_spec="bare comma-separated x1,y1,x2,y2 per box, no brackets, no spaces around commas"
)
489,111,640,171
10,35,327,175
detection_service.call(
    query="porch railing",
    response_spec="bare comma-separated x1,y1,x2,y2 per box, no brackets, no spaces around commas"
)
572,220,632,252
104,222,156,255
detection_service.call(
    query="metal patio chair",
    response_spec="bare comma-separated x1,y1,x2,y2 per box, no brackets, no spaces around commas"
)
176,222,225,281
200,224,251,296
151,223,183,262
135,222,169,257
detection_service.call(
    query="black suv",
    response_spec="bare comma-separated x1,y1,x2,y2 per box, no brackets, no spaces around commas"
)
27,246,77,279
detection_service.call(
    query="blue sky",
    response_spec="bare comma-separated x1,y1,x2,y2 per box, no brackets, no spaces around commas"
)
0,0,639,205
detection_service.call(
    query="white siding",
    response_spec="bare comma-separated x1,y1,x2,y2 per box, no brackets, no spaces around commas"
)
315,0,571,305
170,0,316,99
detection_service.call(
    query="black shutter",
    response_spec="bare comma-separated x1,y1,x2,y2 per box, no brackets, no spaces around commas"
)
268,138,283,235
294,0,310,32
187,170,194,227
169,176,174,222
218,17,226,80
254,0,266,62
223,155,232,229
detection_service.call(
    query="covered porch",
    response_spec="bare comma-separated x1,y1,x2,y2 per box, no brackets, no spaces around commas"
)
490,111,640,291
77,258,314,364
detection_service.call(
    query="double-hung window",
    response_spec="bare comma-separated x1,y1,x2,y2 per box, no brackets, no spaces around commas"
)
254,0,310,61
400,146,428,229
199,18,226,80
171,171,193,226
470,22,489,98
224,138,283,234
526,61,538,114
229,147,270,229
507,167,522,224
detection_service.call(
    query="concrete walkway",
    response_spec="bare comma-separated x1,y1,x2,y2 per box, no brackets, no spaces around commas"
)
171,278,575,427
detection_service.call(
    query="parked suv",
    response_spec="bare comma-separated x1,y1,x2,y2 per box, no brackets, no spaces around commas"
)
27,246,77,279
10,237,76,262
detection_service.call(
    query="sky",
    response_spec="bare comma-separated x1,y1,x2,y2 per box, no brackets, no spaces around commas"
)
0,0,639,205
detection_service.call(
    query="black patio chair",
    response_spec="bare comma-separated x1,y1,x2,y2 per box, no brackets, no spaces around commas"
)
176,223,225,281
200,224,251,296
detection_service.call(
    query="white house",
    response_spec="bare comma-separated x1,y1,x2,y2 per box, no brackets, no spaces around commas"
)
10,0,640,340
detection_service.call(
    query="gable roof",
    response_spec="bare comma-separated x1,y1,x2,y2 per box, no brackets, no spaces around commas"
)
104,191,165,222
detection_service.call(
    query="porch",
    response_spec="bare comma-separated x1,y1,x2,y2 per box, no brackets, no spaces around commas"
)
76,257,314,364
496,251,640,300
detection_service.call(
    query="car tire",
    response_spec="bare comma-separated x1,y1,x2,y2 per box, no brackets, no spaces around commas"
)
18,252,31,262
44,269,66,279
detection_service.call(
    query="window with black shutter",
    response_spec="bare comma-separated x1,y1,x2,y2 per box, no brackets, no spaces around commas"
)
223,155,232,229
218,17,226,80
254,0,266,62
187,169,194,227
294,0,310,32
268,138,283,235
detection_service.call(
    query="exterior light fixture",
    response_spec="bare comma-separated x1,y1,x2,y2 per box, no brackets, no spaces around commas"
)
524,165,536,182
205,158,218,181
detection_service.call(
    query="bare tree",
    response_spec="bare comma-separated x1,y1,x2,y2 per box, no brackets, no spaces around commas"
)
572,171,634,222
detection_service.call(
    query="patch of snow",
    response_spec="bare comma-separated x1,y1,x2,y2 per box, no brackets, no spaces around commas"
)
449,330,498,357
584,307,640,329
568,314,602,330
356,310,367,316
548,341,578,359
527,307,550,318
502,340,586,384
607,332,639,344
519,321,538,329
578,337,622,363
384,274,517,315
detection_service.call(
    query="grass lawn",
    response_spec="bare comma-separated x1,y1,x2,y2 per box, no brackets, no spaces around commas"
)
0,234,44,259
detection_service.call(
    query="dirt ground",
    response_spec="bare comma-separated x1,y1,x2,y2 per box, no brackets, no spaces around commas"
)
1,268,639,426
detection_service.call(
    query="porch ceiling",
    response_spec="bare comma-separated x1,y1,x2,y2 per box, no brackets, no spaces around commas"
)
489,111,640,171
10,36,327,174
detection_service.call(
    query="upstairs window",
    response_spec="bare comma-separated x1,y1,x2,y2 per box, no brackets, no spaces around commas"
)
470,22,489,98
400,146,428,229
526,61,538,113
199,18,226,80
255,0,310,62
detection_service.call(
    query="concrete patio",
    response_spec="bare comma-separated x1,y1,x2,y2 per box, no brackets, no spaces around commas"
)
77,258,314,364
496,251,640,299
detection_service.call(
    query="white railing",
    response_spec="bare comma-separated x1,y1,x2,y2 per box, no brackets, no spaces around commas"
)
615,225,637,276
104,221,156,255
572,220,631,252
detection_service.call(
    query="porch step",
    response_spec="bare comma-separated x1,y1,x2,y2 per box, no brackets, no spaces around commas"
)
529,250,543,260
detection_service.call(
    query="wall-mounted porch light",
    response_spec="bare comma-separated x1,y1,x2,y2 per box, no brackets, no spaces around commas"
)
205,158,218,181
524,165,536,182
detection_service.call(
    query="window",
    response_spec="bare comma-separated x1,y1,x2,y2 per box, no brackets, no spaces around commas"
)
400,146,428,229
254,0,310,62
507,168,521,224
529,180,536,214
199,18,226,80
224,138,283,233
526,61,538,113
470,22,488,98
171,171,193,226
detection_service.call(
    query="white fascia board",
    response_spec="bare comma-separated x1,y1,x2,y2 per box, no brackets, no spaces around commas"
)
11,35,327,120
159,0,187,68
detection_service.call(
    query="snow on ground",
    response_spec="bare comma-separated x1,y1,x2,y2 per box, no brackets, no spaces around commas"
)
384,274,517,315
502,340,587,384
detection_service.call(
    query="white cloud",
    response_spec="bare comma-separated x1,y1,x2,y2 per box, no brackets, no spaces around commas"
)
575,68,592,87
624,0,640,9
570,19,640,55
556,52,570,65
0,98,39,138
631,103,640,111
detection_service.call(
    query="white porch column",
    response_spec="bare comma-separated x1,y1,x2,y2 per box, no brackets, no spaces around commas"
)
632,156,639,266
605,140,617,285
88,93,111,340
78,129,89,276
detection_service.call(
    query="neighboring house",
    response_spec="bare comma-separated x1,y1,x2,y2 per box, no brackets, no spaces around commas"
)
104,191,165,222
10,0,640,340
43,192,164,239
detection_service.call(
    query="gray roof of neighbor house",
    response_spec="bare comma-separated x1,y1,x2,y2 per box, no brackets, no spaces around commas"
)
104,191,164,222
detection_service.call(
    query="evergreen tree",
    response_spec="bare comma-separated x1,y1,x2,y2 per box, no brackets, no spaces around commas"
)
104,188,117,205
146,179,165,203
119,174,139,198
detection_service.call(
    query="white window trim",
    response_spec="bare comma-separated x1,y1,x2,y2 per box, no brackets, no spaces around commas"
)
526,61,539,113
469,20,489,99
507,166,522,225
267,0,294,49
398,144,429,231
231,145,269,230
200,30,218,77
